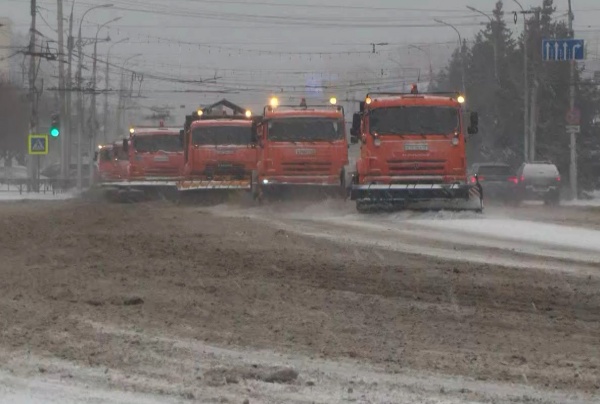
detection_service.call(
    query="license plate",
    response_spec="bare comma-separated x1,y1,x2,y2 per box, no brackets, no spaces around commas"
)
153,155,169,162
296,149,316,155
216,149,235,155
404,143,428,151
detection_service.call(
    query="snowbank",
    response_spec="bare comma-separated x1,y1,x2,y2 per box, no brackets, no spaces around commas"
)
411,217,600,253
0,190,77,201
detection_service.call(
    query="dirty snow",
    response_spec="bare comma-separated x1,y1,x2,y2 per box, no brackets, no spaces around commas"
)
563,190,600,207
410,217,600,253
0,188,77,201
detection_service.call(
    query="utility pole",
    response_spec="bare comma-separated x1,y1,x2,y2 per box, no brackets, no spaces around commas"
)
104,37,128,144
568,0,578,198
57,0,67,184
103,55,110,143
65,1,74,177
467,6,498,82
89,17,120,186
74,4,114,191
434,19,465,96
76,27,84,191
513,1,532,162
28,0,38,191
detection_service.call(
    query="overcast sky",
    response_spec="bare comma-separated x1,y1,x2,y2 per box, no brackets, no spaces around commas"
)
3,0,600,122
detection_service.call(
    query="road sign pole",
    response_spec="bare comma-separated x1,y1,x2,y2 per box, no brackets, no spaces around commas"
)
568,0,577,199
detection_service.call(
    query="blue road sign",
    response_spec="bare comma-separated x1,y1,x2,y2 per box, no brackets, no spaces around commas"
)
28,134,49,155
542,39,585,61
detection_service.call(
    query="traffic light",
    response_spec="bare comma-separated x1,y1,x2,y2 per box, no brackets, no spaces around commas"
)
50,113,60,137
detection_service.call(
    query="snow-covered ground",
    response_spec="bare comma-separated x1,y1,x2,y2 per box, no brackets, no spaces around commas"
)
563,190,600,207
410,217,600,254
0,186,77,201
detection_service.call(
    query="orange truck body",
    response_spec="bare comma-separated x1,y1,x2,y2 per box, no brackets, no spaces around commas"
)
178,111,257,191
253,104,348,196
95,142,129,183
123,125,184,186
350,89,482,211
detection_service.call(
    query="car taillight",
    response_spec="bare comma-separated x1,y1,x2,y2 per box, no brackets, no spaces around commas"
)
520,175,525,182
508,176,519,184
470,176,476,183
556,175,561,182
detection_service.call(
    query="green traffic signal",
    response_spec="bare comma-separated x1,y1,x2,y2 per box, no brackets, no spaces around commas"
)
49,113,60,137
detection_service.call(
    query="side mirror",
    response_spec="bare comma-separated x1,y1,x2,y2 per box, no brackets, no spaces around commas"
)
349,129,359,144
352,113,361,131
93,152,98,162
359,101,365,113
122,139,129,152
251,121,258,144
179,129,184,146
468,112,479,135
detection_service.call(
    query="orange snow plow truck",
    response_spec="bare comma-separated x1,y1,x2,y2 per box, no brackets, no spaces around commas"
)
251,97,349,200
349,85,483,212
177,99,257,194
100,121,184,200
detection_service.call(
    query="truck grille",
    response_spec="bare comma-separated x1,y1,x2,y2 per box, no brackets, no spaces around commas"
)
282,161,332,176
144,167,180,177
387,159,446,174
204,163,247,179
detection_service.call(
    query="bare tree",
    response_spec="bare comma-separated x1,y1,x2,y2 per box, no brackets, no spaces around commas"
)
0,83,28,167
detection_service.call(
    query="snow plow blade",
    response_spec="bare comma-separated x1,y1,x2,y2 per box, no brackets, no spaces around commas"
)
177,180,251,191
98,180,178,202
350,183,483,212
101,180,178,187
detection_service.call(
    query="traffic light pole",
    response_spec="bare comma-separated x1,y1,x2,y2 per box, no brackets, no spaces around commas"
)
28,0,38,192
57,0,68,185
568,0,578,199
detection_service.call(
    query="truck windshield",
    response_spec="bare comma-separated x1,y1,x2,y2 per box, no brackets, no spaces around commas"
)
133,135,181,153
268,118,343,142
369,106,459,135
192,125,252,145
99,149,112,161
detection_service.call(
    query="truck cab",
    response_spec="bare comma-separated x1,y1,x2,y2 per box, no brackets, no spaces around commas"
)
123,121,184,185
350,86,482,211
178,104,257,191
252,98,348,198
95,142,129,183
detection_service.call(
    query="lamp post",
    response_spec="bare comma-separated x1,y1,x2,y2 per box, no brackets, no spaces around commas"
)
115,53,142,137
513,0,529,163
103,37,128,143
467,5,498,82
89,16,121,185
75,3,113,191
434,19,465,95
408,44,433,89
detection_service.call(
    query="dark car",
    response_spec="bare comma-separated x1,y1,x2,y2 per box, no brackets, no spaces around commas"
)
468,163,517,202
515,162,561,205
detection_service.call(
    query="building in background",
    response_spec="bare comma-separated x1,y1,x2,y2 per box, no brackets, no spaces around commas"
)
0,18,12,83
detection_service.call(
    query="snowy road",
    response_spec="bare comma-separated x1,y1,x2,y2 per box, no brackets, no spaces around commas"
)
213,201,600,275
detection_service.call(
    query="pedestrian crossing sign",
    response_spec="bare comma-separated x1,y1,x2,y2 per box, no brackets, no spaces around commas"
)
28,134,49,155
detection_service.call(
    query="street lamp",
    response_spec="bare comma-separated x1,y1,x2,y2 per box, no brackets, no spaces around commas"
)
408,44,434,89
115,53,142,136
434,18,465,96
513,0,529,163
104,37,129,143
89,16,121,185
467,5,498,82
75,3,113,191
